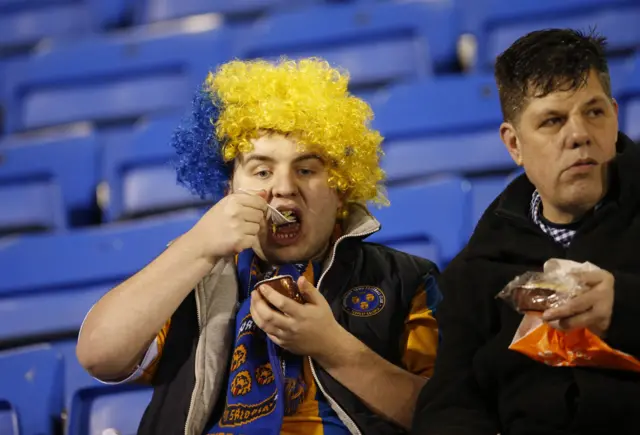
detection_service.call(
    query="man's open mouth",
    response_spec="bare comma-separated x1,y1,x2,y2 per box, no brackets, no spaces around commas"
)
270,208,302,241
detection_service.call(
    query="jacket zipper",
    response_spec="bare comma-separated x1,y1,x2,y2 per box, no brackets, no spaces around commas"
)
184,281,204,435
308,227,378,435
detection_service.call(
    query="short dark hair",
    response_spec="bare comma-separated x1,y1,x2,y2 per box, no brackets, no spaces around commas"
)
494,28,611,123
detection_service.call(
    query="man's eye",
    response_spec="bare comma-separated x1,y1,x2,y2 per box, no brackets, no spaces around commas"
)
588,108,604,117
298,168,315,176
541,117,562,128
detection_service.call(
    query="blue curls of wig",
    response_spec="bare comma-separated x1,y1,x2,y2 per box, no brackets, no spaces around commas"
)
172,85,230,202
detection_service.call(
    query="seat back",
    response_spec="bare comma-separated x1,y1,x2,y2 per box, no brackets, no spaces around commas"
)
0,132,99,232
69,388,152,435
3,28,232,133
369,176,472,262
470,175,510,228
54,339,151,435
236,1,458,93
0,345,63,435
135,0,290,23
101,114,209,222
0,1,93,57
372,75,509,182
0,409,16,435
461,0,640,70
0,213,199,347
616,54,640,141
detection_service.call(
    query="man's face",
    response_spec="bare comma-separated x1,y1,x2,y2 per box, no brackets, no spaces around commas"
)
231,133,343,264
501,70,619,223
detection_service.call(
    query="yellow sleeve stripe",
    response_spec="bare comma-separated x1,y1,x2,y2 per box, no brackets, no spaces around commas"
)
136,318,171,384
400,276,441,378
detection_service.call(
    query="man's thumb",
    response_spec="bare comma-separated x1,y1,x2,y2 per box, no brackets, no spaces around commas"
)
297,276,317,302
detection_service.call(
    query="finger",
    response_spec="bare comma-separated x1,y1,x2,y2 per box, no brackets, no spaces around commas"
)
251,290,294,331
240,208,266,224
571,269,607,286
542,291,596,321
236,191,269,212
550,309,597,332
241,222,261,236
259,284,303,317
297,276,322,305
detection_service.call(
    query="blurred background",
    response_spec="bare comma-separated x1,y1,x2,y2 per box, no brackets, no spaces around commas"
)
0,0,638,434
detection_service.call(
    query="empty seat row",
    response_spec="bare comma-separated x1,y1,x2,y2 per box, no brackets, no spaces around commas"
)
0,343,152,435
0,1,459,134
5,0,640,136
456,0,640,70
0,211,200,347
0,0,136,54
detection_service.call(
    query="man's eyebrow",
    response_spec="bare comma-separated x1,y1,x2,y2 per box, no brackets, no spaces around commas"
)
293,154,324,164
583,96,607,107
241,153,325,165
241,154,275,165
536,108,566,118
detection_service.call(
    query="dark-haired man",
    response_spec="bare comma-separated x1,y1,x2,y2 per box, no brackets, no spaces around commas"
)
412,29,640,435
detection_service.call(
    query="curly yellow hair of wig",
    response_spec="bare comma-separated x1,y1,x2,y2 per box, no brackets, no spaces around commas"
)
193,57,387,206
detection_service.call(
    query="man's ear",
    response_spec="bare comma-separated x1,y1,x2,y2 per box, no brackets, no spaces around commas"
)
611,97,620,117
500,122,523,166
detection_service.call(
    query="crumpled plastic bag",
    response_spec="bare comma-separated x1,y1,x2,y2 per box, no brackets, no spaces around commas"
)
497,259,640,372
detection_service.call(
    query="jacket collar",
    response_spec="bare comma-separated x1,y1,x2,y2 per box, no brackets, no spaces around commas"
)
340,203,381,239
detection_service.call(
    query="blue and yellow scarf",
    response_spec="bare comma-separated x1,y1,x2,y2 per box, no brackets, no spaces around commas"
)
207,249,314,434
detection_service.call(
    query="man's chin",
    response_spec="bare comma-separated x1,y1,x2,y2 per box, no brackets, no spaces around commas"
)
262,245,307,265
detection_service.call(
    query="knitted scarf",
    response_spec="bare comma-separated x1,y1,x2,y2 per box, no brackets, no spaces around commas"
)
207,249,310,434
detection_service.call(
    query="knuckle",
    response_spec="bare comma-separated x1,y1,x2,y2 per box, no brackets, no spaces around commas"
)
261,311,273,323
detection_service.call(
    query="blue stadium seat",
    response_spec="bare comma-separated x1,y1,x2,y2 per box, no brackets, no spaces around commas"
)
87,0,137,29
372,74,512,182
0,410,15,435
53,341,102,412
616,54,640,141
369,176,472,263
0,212,199,347
460,0,640,70
0,0,137,56
135,0,293,23
51,340,152,435
0,345,63,435
0,4,91,54
2,28,232,133
0,132,99,233
67,386,152,435
236,1,459,93
101,115,208,222
470,175,510,228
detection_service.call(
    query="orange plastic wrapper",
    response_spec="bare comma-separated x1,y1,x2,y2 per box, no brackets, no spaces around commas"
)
497,259,640,372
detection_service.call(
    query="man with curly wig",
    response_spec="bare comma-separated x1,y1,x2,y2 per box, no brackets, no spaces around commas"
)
77,57,441,435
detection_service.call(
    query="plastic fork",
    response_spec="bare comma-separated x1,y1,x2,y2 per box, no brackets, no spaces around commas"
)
237,189,294,225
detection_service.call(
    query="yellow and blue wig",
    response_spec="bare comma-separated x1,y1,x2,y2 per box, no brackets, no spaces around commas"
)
172,57,387,206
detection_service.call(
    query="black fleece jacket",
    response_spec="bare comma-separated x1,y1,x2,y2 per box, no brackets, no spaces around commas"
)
412,132,640,435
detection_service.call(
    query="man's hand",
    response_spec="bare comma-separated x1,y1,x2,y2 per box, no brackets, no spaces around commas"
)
190,190,268,261
250,276,346,358
542,268,615,337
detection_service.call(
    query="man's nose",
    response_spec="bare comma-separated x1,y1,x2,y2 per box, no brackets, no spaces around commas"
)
565,116,591,148
271,171,298,197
